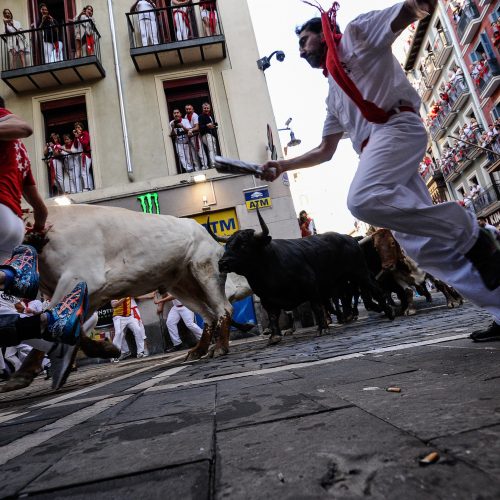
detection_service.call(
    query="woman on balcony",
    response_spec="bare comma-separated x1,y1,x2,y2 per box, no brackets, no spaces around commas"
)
3,9,28,69
73,122,93,191
43,133,65,196
38,3,64,63
73,5,95,58
61,134,81,194
200,0,218,37
130,0,159,46
171,0,192,41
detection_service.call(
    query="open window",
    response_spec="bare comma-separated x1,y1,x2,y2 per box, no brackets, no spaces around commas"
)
164,75,220,174
41,95,94,196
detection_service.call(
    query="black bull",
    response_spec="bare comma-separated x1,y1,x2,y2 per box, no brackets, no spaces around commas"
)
215,211,394,345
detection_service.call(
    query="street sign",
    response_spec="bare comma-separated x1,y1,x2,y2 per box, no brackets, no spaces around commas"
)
244,186,272,211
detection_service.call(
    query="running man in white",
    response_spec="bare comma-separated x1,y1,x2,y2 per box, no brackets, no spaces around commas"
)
259,0,500,342
155,293,202,352
111,297,145,360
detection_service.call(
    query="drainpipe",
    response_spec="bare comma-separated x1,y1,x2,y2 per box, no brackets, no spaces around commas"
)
439,1,488,129
107,0,134,181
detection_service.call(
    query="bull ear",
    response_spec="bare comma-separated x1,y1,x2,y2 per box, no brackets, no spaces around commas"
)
205,216,229,243
255,206,269,238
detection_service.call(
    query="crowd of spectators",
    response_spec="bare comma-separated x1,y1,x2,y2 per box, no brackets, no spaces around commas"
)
2,4,96,69
44,122,93,196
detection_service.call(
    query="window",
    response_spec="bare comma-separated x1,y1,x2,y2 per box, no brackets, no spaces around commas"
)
41,95,94,196
164,76,220,174
457,185,466,199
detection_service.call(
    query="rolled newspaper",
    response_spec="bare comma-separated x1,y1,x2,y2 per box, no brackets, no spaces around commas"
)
214,156,277,178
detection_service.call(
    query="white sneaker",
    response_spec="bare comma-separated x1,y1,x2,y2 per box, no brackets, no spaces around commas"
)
136,352,145,359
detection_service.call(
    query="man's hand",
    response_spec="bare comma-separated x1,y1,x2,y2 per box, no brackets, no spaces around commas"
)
257,160,282,182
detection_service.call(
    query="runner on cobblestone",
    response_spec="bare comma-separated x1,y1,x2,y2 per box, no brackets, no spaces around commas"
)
258,0,500,342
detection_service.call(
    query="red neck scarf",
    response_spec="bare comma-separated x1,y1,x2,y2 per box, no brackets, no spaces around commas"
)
303,1,390,124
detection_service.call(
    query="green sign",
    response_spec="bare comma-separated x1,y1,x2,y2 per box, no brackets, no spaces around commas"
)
137,192,160,214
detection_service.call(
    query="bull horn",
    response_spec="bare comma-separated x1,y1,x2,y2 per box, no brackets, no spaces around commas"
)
358,235,373,246
255,206,269,238
205,217,229,243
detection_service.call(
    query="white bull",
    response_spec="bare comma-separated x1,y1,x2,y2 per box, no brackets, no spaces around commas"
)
30,203,242,360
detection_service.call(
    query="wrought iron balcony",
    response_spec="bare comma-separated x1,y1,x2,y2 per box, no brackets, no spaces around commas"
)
422,52,442,87
472,182,500,216
432,29,452,67
126,1,226,72
477,57,500,99
449,78,470,111
45,149,94,197
0,19,104,93
457,0,481,44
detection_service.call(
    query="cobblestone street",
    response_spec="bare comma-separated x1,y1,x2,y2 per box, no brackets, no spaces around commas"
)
1,295,500,499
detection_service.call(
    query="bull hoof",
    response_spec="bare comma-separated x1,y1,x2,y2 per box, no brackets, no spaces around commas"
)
0,372,35,392
447,299,463,309
404,307,417,316
213,346,229,358
267,334,282,346
185,347,207,361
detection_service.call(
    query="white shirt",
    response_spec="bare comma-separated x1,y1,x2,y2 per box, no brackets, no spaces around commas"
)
185,112,199,129
322,3,421,154
172,298,183,307
170,118,191,144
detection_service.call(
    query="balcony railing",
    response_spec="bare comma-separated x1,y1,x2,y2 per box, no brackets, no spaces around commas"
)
417,78,432,101
449,77,469,110
472,182,500,215
0,19,104,93
432,29,452,67
457,0,481,44
171,130,219,174
476,57,500,98
422,53,442,87
45,150,94,197
126,1,226,72
420,164,444,184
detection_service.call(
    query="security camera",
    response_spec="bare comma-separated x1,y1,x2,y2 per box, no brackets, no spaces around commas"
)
276,51,285,62
285,117,292,127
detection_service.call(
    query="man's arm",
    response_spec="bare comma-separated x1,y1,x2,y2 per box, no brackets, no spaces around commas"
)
391,0,437,33
0,114,33,140
259,132,343,182
154,293,175,305
22,185,48,232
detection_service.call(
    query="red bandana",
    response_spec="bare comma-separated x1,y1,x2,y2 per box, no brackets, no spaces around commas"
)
303,1,390,124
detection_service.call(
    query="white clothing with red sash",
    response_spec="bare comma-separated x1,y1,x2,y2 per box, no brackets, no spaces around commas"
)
112,297,145,355
200,1,218,36
320,2,500,321
166,299,202,347
173,5,191,41
74,131,94,191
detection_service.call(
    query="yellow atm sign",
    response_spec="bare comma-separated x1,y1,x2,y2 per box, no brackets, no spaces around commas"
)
192,208,240,238
244,187,272,211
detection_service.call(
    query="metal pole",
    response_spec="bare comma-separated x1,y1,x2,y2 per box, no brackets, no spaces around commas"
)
107,0,135,182
447,135,500,157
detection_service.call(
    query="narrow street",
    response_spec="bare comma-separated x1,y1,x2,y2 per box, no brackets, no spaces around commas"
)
1,295,500,499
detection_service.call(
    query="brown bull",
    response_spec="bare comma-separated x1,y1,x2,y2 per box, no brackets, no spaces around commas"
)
372,229,463,315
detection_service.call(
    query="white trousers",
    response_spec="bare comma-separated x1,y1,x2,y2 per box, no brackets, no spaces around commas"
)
138,15,158,46
166,305,202,346
0,204,24,262
202,133,217,167
112,316,145,354
173,8,190,41
175,141,194,172
347,112,500,322
43,41,64,63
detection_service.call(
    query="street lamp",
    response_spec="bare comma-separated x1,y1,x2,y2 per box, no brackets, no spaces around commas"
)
257,50,285,71
278,117,302,148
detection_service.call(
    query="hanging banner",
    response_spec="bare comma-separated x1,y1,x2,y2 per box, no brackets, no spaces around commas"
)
244,186,272,211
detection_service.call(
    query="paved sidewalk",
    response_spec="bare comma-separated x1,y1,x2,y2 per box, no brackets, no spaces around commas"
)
1,297,500,499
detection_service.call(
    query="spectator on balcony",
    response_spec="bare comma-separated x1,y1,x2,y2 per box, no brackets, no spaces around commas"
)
3,9,28,69
43,133,65,195
74,5,95,58
171,0,192,41
184,103,207,169
73,122,93,191
38,3,64,63
170,108,195,173
62,133,82,194
198,102,217,168
130,0,159,47
439,91,449,104
200,0,218,37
